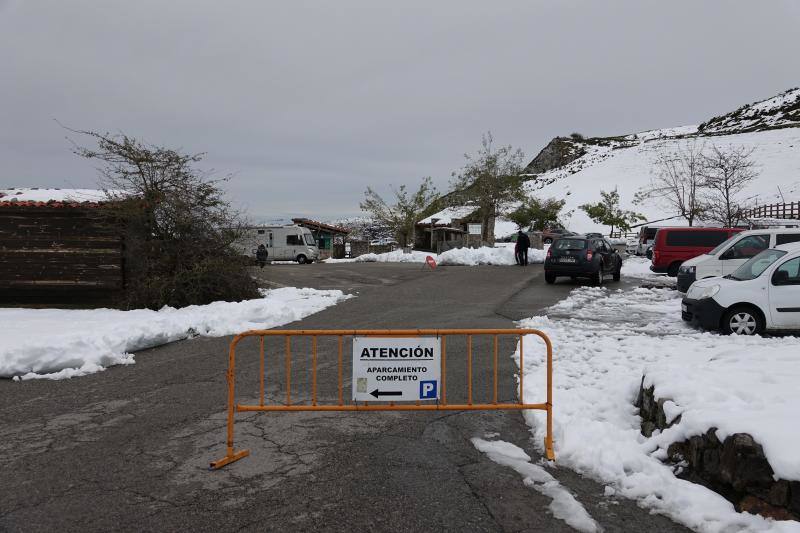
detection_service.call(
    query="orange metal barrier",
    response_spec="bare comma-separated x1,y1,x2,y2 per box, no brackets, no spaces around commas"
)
210,329,554,469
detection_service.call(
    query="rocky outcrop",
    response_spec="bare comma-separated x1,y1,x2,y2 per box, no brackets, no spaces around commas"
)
698,87,800,135
523,137,586,175
636,380,800,521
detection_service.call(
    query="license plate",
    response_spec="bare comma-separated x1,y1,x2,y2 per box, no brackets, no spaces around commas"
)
559,257,576,263
681,303,688,312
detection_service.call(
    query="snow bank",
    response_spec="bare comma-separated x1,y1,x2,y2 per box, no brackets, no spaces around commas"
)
644,344,800,482
326,246,547,266
472,438,600,533
355,250,430,263
439,246,514,266
516,287,800,531
620,256,673,283
438,246,546,266
0,288,350,380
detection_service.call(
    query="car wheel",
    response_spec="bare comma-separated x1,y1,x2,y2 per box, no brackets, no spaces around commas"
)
296,254,308,264
667,262,681,277
591,266,603,286
545,272,556,284
544,238,553,245
722,306,764,336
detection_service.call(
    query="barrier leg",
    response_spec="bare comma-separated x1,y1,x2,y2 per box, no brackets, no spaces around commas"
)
210,341,250,469
544,404,555,461
544,334,555,461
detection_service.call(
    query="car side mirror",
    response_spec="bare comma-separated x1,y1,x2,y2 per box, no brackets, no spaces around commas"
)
720,249,734,260
772,270,790,285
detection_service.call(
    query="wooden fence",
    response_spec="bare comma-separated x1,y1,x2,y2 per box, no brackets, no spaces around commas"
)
742,202,800,220
0,205,123,306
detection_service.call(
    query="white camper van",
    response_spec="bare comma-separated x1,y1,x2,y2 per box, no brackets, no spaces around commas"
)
243,225,320,264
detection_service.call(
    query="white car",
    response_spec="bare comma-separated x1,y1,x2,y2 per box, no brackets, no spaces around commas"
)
677,228,800,292
681,243,800,335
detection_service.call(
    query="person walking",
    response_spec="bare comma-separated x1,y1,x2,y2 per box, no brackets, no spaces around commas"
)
255,244,268,268
515,230,531,266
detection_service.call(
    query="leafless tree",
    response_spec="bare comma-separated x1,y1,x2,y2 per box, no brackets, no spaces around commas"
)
70,129,259,309
700,145,758,227
636,141,707,226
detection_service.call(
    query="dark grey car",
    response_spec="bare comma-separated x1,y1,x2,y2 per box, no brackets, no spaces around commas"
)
544,236,623,285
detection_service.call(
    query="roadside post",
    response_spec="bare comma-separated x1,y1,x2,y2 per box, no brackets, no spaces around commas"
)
430,217,440,251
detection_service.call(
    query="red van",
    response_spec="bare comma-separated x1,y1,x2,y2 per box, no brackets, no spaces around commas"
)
651,227,743,276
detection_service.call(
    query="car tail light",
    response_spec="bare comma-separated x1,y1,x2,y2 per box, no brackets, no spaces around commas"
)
653,250,659,262
586,250,593,261
546,248,551,258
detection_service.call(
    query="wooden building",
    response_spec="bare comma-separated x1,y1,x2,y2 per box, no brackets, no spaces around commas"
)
0,190,123,306
291,218,349,259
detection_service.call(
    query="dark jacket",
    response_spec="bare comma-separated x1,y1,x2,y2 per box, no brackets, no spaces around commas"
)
515,233,531,250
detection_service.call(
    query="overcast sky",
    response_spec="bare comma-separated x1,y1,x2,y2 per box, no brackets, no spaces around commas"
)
2,1,798,221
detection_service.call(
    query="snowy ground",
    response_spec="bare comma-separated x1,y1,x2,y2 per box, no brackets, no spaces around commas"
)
515,284,800,531
325,246,548,266
619,255,673,284
0,288,350,380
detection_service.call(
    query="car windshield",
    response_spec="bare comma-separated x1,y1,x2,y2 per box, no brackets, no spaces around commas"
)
708,235,737,256
304,234,316,246
728,249,787,281
553,238,586,251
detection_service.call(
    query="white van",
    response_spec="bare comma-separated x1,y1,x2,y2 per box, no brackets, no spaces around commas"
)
241,225,320,264
635,226,660,256
676,228,800,292
682,243,800,335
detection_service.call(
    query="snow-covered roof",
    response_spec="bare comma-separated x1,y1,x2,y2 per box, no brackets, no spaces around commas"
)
418,206,476,225
419,206,519,239
746,217,800,228
0,188,112,203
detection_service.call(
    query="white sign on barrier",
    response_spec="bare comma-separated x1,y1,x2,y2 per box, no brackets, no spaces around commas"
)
352,337,440,402
468,224,482,235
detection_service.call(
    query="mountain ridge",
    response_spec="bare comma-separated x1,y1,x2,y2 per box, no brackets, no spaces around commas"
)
524,87,800,179
521,87,800,232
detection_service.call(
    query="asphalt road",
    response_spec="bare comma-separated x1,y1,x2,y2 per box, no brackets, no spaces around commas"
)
0,262,688,532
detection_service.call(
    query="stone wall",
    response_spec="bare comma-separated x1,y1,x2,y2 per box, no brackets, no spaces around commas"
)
636,379,800,521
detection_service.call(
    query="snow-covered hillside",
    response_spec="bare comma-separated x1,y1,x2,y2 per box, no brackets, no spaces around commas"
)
698,87,800,134
528,128,800,232
524,88,800,233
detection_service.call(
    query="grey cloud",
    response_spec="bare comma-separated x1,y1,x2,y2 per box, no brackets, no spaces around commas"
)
1,0,798,220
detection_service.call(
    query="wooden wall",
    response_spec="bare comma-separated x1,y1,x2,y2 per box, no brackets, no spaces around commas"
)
0,205,123,306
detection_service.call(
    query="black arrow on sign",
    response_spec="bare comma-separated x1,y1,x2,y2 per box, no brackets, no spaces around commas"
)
370,389,402,399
